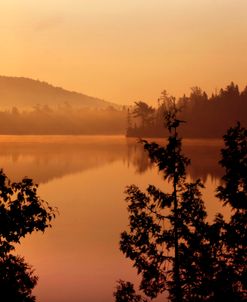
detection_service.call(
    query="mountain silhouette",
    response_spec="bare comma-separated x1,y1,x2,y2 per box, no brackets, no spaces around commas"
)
0,76,118,109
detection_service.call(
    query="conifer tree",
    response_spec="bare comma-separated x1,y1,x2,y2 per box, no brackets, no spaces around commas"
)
115,104,211,301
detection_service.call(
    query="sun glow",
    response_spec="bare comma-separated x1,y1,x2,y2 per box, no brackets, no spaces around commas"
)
1,0,247,104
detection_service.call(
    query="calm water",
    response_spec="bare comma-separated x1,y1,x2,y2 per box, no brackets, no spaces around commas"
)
0,135,227,302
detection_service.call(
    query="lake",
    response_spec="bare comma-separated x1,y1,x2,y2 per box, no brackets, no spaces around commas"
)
0,135,228,302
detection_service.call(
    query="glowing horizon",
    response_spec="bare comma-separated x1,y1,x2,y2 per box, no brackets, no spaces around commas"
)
1,0,247,105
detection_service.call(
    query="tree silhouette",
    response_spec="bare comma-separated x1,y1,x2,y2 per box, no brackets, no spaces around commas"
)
0,255,37,302
116,107,211,301
216,122,247,300
116,113,247,301
114,280,148,302
127,83,247,139
132,101,155,129
0,169,56,301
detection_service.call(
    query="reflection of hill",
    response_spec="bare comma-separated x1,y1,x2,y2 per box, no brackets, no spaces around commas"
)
0,136,127,184
0,136,223,184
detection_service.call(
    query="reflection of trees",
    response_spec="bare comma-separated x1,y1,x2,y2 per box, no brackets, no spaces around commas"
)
126,139,152,174
0,137,222,184
183,141,223,182
117,121,247,302
127,138,223,181
0,138,128,184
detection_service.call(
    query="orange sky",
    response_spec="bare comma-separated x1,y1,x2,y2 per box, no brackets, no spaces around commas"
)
1,0,247,105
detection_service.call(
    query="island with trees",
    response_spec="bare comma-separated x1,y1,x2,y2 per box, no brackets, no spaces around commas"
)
127,82,247,138
115,101,247,301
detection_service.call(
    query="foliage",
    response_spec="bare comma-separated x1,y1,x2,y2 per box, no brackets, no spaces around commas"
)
127,83,247,138
132,102,155,127
114,280,148,302
0,255,37,302
0,169,56,301
217,122,247,209
0,106,126,135
0,170,55,255
216,122,247,300
116,112,247,301
126,101,155,136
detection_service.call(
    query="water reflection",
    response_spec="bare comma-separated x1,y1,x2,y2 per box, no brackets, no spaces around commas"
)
0,136,127,183
2,135,224,302
127,138,223,182
0,136,223,184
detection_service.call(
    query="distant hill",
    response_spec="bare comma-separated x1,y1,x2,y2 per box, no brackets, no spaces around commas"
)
0,76,118,109
0,76,126,134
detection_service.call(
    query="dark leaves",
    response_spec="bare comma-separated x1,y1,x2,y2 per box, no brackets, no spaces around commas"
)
0,255,37,302
0,171,56,254
0,169,56,301
113,280,148,302
116,114,247,301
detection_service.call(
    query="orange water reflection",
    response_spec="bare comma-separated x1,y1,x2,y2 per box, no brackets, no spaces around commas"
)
0,135,226,302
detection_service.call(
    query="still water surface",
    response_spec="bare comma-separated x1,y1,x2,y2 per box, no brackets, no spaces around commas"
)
0,135,227,302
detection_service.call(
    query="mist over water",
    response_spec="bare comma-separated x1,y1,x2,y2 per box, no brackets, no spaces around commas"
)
0,135,222,183
1,135,224,302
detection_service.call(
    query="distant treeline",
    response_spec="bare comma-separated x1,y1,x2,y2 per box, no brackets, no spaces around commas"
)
0,105,126,134
127,82,247,138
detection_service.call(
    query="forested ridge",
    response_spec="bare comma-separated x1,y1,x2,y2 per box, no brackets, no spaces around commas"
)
127,82,247,138
0,105,126,134
0,76,126,134
0,80,246,135
116,107,247,302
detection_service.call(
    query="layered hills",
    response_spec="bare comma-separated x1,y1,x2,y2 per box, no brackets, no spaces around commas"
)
0,76,117,109
0,76,126,134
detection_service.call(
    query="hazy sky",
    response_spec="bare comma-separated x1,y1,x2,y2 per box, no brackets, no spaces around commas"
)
1,0,247,105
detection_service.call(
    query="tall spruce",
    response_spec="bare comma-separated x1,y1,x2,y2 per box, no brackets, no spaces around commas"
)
114,104,213,301
216,122,247,300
